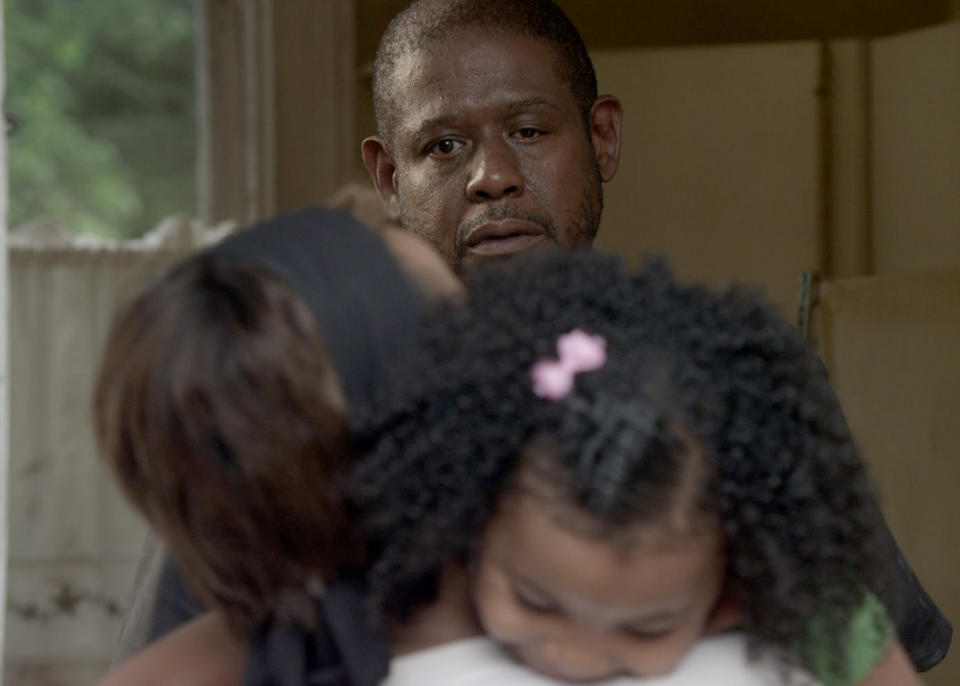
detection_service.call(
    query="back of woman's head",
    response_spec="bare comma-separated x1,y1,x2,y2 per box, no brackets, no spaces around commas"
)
94,208,424,633
353,250,886,669
95,256,357,632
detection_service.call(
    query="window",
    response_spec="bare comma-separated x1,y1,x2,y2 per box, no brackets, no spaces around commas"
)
5,0,196,238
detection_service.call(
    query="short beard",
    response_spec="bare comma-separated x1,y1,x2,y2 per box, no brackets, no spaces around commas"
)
453,206,558,269
574,157,604,248
398,159,604,271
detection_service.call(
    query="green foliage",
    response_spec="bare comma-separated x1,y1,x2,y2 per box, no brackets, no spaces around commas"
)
6,0,196,238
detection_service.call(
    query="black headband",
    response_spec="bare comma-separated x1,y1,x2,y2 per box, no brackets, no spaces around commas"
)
203,206,423,408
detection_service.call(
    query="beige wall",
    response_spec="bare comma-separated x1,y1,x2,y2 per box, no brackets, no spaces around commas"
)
592,21,960,308
593,43,822,315
872,21,960,273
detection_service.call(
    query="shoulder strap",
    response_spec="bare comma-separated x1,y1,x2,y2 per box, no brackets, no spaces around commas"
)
243,580,390,686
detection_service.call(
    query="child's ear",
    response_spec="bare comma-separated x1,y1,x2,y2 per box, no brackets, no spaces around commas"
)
702,582,744,635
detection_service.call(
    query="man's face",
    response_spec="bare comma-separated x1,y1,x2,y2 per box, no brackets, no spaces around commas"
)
363,29,622,270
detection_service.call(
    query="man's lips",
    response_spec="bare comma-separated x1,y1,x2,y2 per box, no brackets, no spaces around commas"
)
463,219,548,257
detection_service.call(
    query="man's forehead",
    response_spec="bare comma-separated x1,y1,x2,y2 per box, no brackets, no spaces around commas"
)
395,28,557,81
387,31,571,125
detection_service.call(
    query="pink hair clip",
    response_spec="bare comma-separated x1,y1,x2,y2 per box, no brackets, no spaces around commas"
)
531,329,607,400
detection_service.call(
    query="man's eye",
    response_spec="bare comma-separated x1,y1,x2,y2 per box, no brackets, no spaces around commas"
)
428,138,462,155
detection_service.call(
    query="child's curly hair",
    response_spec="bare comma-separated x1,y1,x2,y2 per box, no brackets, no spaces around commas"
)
351,251,888,676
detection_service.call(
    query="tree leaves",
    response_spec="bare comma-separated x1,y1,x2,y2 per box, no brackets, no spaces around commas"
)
6,0,196,238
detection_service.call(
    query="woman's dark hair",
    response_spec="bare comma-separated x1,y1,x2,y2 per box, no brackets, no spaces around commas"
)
95,257,356,634
351,250,887,676
94,208,424,635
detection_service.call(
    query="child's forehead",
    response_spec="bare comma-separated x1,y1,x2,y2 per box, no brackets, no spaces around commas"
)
498,480,722,555
483,489,726,611
508,427,714,533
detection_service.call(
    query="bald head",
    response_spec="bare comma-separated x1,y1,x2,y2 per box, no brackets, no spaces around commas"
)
372,0,597,148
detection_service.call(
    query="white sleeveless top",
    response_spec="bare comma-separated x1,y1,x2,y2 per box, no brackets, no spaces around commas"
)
383,633,820,686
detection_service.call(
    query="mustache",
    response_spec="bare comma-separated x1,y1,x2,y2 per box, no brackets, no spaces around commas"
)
455,207,557,264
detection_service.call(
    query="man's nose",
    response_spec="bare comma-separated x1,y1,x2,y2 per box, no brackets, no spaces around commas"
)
466,138,524,201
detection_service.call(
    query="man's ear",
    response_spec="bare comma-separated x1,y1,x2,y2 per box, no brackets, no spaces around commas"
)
361,136,401,221
588,96,623,183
